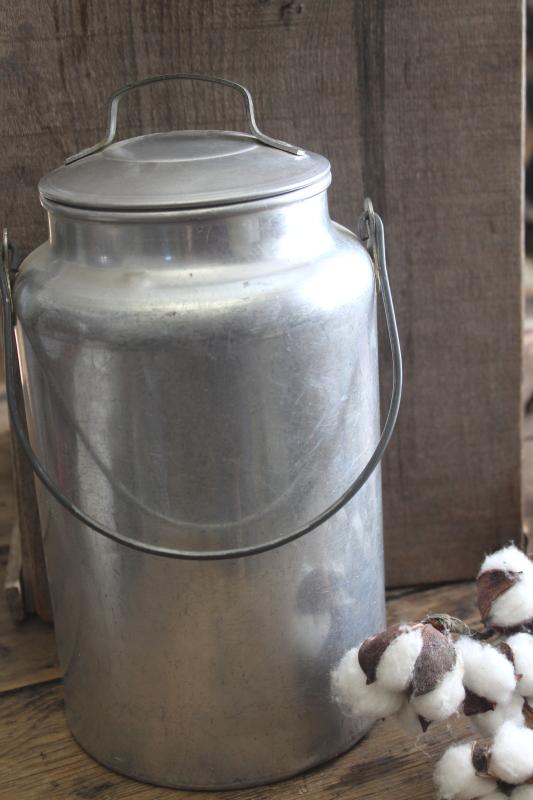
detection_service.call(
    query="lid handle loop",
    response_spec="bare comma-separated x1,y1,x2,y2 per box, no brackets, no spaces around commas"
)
65,73,305,165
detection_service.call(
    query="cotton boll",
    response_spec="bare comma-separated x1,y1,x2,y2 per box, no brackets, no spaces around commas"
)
376,626,424,692
480,546,533,578
457,637,516,705
434,743,498,800
478,546,533,629
408,623,465,722
411,658,465,722
470,692,525,737
331,647,403,720
490,721,533,784
357,623,422,688
511,787,533,800
332,648,366,711
507,633,533,697
490,580,533,629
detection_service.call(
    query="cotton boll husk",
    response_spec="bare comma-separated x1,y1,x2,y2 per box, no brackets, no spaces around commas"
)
375,626,423,692
411,658,465,722
478,546,533,628
507,633,533,697
490,721,533,784
470,692,525,737
409,624,464,722
480,546,533,578
434,743,498,800
490,580,533,629
525,699,533,727
331,647,402,720
511,788,533,800
457,637,517,705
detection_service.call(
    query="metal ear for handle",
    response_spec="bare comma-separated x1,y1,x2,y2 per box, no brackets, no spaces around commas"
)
65,73,305,165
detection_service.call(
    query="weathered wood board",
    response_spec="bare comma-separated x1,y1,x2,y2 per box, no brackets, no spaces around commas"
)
368,1,524,583
0,398,58,687
0,0,524,585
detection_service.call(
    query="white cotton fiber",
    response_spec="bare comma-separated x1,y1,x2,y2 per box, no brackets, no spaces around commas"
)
434,743,498,800
410,658,465,722
490,579,533,628
394,698,425,736
376,626,424,692
479,546,533,628
511,788,533,800
457,637,516,705
480,546,533,578
490,721,533,784
484,794,512,800
470,692,525,737
507,633,533,697
331,647,403,720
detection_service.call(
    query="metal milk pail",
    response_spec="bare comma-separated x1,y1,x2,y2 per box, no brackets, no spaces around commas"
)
3,74,402,789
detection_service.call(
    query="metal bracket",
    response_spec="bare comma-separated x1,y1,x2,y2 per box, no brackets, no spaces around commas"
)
358,198,382,292
2,229,17,326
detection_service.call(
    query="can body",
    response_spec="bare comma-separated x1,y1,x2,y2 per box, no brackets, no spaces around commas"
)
15,187,385,788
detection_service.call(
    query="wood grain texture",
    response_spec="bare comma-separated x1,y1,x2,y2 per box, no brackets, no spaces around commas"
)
525,410,533,534
0,682,474,800
0,429,16,547
0,539,59,694
362,0,525,583
0,393,58,686
0,579,477,800
0,0,365,252
0,0,524,585
4,523,24,623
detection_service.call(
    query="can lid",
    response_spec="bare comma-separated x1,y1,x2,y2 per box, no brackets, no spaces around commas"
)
39,130,331,211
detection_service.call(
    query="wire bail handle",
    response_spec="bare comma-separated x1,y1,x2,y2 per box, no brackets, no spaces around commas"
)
1,198,402,561
358,198,382,291
65,73,305,165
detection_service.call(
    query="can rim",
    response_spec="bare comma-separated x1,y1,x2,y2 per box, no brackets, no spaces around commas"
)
39,130,331,213
40,172,332,222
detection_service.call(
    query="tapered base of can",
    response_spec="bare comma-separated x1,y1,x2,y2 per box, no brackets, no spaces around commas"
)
69,721,373,791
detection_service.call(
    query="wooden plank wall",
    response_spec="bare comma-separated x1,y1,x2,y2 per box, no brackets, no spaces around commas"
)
363,2,524,582
0,0,524,586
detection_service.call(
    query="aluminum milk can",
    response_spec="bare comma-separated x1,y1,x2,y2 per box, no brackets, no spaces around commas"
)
4,74,402,789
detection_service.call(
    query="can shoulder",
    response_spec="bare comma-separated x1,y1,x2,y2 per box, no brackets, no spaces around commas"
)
14,229,375,346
